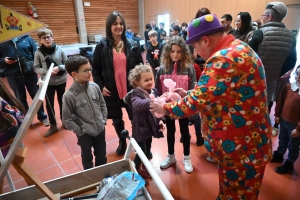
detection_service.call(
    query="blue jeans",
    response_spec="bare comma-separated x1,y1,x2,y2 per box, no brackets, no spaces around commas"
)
6,74,47,121
277,118,300,162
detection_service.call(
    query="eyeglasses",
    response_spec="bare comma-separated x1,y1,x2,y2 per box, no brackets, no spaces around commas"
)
294,73,300,78
40,36,52,40
76,68,92,74
261,14,270,18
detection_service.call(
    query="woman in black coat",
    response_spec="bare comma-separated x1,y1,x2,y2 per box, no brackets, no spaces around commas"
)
92,11,143,156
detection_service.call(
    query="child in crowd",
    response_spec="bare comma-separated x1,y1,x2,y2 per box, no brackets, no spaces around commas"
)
160,32,167,45
124,64,163,178
133,32,145,53
144,24,152,51
146,30,163,78
62,55,107,170
271,65,300,174
125,26,133,39
180,22,188,40
155,36,196,173
33,28,68,137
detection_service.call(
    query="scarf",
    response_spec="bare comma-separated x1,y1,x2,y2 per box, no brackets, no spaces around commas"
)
39,42,64,76
39,42,56,55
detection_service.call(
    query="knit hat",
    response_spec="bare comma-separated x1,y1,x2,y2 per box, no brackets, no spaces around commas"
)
266,1,287,21
185,14,224,44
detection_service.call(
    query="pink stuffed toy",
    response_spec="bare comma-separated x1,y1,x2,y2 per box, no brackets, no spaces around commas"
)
150,79,182,118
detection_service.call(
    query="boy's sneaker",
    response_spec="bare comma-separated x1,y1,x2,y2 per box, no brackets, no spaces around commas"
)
183,155,193,173
160,154,176,169
40,119,50,127
272,127,279,137
206,156,217,163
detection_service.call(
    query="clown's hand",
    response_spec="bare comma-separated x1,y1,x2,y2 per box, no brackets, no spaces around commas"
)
174,88,187,98
150,97,166,117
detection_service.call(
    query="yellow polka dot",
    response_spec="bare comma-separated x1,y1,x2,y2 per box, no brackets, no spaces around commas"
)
205,15,214,22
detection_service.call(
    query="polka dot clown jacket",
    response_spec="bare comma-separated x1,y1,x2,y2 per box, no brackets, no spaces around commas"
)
163,35,272,167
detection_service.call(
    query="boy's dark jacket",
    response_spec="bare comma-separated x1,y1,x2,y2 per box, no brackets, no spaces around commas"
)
124,88,163,142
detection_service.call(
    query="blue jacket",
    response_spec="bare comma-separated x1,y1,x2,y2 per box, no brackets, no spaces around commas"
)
0,35,37,77
125,31,133,39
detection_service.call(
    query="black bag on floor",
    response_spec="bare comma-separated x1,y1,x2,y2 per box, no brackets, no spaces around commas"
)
79,47,93,64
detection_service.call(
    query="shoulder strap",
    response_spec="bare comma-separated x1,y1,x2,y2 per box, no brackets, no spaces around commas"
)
11,41,23,60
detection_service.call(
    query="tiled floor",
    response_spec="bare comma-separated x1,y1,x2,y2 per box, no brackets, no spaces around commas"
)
1,62,300,199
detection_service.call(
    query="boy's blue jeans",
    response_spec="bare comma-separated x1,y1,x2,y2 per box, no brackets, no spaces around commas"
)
277,118,300,162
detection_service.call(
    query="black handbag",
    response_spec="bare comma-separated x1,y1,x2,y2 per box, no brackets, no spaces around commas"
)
19,57,34,74
12,43,34,75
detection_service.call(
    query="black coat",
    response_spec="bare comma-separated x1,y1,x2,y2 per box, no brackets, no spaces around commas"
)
92,38,143,119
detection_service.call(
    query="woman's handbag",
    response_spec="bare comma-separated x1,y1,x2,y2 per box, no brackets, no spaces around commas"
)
19,57,34,74
12,42,34,75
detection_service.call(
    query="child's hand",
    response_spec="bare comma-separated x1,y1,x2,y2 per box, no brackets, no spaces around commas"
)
291,129,300,138
275,117,280,124
51,66,59,76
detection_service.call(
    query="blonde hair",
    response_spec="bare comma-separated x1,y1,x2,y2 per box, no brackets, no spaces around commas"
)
148,30,157,37
128,64,152,87
37,28,53,38
160,36,193,72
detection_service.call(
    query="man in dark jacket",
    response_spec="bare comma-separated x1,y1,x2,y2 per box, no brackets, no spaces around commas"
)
248,2,296,105
0,35,48,125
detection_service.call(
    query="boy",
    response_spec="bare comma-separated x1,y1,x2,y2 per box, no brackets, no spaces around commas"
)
62,55,107,170
33,28,68,137
125,26,133,39
157,22,166,43
160,32,167,45
146,30,163,78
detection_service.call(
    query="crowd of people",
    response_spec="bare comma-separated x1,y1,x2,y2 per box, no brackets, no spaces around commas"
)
0,1,298,199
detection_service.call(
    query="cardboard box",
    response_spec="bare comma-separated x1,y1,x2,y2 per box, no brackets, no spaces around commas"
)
0,159,151,200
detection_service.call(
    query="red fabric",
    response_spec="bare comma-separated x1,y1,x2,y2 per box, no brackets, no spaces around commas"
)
193,63,202,80
113,51,127,99
275,83,300,131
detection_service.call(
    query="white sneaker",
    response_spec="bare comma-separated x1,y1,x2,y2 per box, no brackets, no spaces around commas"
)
272,127,279,137
183,155,193,173
206,156,217,163
160,154,176,169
